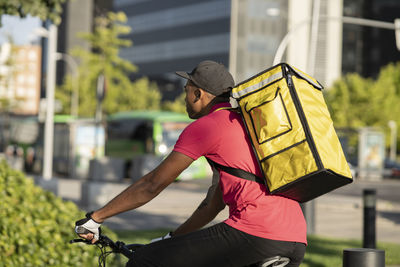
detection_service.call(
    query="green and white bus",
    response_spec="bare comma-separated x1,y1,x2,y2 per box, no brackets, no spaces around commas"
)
6,114,104,178
106,110,211,180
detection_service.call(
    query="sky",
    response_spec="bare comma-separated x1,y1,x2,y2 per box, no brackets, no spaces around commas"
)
0,15,41,45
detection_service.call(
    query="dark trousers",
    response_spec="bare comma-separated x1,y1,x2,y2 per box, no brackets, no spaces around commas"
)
127,223,305,267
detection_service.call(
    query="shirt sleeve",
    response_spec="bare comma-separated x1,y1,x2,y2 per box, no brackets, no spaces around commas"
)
173,116,220,160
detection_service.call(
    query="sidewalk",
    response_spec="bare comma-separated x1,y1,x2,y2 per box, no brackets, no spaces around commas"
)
56,177,400,244
315,193,400,244
57,177,229,231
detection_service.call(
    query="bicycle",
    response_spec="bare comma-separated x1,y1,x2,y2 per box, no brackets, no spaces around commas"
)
70,234,290,267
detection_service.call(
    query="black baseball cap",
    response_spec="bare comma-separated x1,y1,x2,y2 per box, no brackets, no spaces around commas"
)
176,60,234,96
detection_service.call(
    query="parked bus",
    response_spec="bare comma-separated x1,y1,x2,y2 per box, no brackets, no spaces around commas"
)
6,111,210,181
6,115,105,178
105,110,211,180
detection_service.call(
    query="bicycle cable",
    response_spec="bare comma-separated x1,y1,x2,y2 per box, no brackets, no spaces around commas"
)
96,242,113,267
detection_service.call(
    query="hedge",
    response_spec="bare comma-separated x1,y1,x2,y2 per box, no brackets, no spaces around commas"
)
0,160,120,266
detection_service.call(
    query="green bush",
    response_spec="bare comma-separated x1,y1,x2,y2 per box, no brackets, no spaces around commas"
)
0,160,120,266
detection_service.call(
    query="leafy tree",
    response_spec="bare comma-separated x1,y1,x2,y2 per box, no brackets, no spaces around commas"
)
162,92,186,114
371,62,400,151
0,0,66,25
56,12,161,117
0,38,25,150
371,62,400,124
325,73,373,128
325,61,400,150
0,38,25,112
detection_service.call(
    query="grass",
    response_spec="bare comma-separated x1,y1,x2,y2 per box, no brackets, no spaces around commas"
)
112,229,400,267
114,228,171,245
303,235,400,267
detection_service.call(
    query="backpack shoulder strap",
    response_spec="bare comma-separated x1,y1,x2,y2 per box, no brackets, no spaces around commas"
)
213,106,240,113
206,158,265,185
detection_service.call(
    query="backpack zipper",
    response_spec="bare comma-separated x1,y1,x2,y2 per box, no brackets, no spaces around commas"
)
286,68,323,170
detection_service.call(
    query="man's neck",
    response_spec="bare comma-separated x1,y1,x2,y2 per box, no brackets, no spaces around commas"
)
208,102,231,114
197,97,230,118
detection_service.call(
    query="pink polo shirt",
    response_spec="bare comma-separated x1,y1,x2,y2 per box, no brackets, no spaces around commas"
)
173,103,307,244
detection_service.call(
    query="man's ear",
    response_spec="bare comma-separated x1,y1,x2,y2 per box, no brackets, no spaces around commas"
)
194,88,202,101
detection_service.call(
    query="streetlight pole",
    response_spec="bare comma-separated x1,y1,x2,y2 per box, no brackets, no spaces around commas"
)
388,120,398,161
43,24,57,180
308,0,321,76
55,52,79,117
396,19,400,50
273,16,399,65
229,0,239,82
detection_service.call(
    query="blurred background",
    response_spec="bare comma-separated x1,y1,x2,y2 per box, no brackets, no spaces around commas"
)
0,0,399,184
1,3,400,266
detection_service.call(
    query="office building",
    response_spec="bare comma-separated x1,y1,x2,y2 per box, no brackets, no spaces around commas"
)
114,0,232,99
45,0,113,89
114,0,344,96
0,44,42,115
342,0,400,78
54,0,399,100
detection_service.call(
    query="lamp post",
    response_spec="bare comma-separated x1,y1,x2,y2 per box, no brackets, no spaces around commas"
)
388,120,398,161
394,19,400,51
41,24,57,181
55,52,79,117
308,0,321,76
229,0,239,81
33,24,58,180
273,16,399,66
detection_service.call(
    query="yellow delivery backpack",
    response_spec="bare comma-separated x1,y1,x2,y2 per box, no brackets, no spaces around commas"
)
230,63,352,203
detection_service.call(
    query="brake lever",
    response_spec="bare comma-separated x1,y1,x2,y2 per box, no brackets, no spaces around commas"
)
69,238,92,244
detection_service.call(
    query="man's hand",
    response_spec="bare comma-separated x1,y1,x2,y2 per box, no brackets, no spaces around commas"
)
75,212,102,243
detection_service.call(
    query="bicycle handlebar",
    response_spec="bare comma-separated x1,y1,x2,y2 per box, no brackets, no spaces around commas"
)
70,235,143,259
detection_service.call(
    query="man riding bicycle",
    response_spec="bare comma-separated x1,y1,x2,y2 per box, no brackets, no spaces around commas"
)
75,60,307,267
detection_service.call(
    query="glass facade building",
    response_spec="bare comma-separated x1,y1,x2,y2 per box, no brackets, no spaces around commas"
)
114,0,232,99
342,0,400,78
114,0,291,98
113,0,400,99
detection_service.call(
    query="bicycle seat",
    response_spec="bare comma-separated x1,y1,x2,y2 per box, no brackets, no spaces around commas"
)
253,256,290,267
